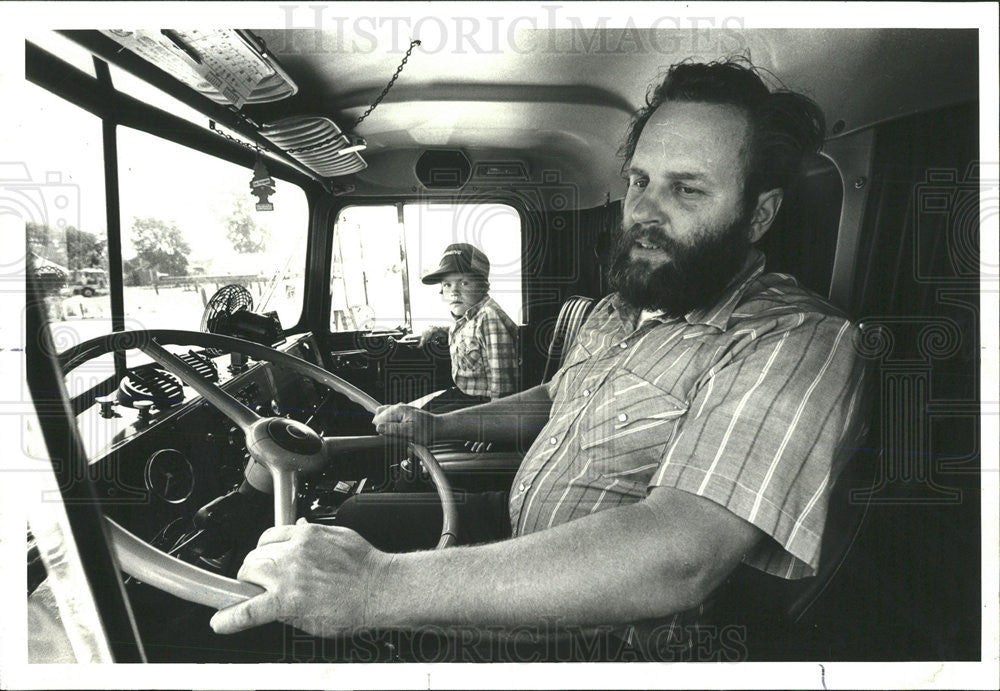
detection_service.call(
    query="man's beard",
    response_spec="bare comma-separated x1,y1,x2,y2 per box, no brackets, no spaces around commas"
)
608,213,752,316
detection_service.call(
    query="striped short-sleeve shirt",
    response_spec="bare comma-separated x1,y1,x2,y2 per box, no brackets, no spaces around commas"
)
509,250,868,578
449,296,519,399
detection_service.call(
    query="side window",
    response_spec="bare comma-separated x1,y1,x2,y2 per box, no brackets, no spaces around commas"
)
404,203,523,333
331,206,407,331
329,202,523,333
21,80,111,397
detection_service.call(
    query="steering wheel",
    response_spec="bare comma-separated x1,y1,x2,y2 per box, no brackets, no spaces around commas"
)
58,329,459,609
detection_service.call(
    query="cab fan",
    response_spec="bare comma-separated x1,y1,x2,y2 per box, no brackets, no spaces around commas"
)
200,284,282,346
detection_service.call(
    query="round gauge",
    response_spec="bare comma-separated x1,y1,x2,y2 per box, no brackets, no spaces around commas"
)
144,449,195,504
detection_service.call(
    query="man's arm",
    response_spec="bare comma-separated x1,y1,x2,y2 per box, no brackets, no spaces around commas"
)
374,384,552,446
210,486,761,635
374,485,761,628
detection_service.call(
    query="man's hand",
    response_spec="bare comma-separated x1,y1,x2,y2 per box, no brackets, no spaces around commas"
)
372,404,440,444
210,520,389,637
418,324,449,348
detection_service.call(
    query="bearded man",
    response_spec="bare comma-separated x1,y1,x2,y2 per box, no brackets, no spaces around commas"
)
210,58,868,659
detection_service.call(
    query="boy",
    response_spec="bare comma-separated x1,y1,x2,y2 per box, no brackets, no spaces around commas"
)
418,243,518,411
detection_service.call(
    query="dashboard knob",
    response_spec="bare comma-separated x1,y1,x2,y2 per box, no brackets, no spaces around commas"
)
134,400,154,426
97,394,117,419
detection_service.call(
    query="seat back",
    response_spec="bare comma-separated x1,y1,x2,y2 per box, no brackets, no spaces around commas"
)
707,415,875,659
541,296,595,383
754,154,843,300
784,445,874,622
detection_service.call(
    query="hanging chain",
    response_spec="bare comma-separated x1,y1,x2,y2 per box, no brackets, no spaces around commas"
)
351,39,421,129
209,120,269,153
208,39,421,150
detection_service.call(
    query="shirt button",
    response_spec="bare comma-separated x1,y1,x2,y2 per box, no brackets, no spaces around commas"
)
582,388,591,397
549,437,558,445
618,413,628,422
619,342,628,349
518,481,529,492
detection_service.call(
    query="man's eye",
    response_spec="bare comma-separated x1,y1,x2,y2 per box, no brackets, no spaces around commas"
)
630,177,648,189
674,183,702,196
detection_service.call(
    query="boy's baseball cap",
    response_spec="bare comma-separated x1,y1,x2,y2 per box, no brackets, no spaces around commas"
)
421,243,490,284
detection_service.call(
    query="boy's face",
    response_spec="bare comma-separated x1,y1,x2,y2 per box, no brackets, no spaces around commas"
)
439,272,487,317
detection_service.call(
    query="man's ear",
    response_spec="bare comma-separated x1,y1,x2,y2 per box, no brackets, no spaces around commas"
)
748,188,784,243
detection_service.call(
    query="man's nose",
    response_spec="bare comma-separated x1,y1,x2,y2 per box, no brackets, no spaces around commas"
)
629,188,668,227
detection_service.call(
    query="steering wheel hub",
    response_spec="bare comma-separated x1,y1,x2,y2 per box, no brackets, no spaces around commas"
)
245,418,326,477
265,417,322,454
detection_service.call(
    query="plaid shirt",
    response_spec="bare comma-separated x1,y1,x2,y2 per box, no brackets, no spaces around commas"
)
449,296,519,399
509,250,868,579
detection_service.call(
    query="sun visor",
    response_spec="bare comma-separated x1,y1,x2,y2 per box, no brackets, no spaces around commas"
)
99,29,297,107
259,117,368,178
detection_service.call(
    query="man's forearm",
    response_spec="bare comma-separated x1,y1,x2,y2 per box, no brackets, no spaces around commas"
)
435,384,552,444
366,501,707,630
210,487,761,637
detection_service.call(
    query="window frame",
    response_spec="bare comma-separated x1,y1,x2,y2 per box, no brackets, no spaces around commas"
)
26,38,318,410
327,198,528,334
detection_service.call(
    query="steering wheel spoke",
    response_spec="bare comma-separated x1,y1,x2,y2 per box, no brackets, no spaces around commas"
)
140,339,259,432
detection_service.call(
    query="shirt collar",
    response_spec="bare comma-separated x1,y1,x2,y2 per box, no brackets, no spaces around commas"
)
455,295,491,324
607,249,766,331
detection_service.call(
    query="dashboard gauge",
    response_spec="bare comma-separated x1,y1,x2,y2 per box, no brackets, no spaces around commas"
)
144,449,194,504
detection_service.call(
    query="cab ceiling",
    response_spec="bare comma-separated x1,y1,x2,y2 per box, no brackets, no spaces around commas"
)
249,28,977,208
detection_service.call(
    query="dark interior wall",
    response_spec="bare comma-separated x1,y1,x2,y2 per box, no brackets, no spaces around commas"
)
757,157,843,301
806,102,981,659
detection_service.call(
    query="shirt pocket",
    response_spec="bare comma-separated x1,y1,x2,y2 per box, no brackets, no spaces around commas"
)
452,340,485,376
579,372,689,480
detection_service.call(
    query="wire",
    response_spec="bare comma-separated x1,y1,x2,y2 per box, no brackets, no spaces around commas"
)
167,528,207,558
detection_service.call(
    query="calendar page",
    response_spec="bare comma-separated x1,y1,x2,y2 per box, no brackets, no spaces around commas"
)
173,30,274,107
101,30,277,107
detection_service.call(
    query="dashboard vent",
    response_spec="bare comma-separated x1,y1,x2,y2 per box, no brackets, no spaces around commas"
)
178,350,219,383
117,366,185,409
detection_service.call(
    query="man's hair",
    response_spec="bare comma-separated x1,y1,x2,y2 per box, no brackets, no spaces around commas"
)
620,57,826,204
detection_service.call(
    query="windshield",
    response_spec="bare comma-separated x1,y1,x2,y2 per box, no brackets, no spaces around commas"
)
116,126,309,336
